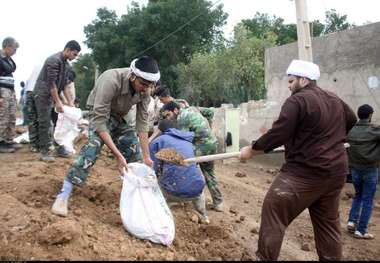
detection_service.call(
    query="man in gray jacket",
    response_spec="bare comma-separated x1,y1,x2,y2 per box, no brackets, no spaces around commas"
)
346,104,380,239
29,40,81,162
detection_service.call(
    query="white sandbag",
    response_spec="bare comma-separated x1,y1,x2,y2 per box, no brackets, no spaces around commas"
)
54,106,82,154
14,131,29,143
120,163,175,246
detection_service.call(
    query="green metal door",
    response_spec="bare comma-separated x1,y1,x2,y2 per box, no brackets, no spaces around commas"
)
225,108,240,153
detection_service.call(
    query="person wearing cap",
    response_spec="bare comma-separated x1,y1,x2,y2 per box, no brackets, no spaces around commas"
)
51,56,159,217
149,120,209,224
240,59,357,260
346,104,380,240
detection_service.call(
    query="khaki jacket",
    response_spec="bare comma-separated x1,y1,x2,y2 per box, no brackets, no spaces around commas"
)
86,68,150,133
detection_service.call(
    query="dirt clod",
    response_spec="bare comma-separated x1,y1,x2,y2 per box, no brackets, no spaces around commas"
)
229,206,238,215
301,243,311,252
38,220,80,245
235,172,247,178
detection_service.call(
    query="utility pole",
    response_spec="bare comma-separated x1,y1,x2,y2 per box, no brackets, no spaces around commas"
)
295,0,313,61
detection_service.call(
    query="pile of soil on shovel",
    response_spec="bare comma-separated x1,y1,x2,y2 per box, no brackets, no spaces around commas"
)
155,148,187,166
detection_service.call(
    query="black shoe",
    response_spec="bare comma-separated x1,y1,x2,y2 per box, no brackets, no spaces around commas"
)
0,142,15,153
5,141,23,150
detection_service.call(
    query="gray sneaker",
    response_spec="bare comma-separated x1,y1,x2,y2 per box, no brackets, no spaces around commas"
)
51,197,69,217
40,152,55,162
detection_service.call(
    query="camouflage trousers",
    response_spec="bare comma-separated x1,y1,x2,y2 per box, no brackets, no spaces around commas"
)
27,92,54,151
196,143,223,206
0,87,16,143
66,114,141,186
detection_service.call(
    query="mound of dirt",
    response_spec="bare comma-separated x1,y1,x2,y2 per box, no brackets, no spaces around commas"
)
0,144,379,260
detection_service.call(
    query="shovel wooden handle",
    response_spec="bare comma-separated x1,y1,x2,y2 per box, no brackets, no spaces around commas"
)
183,143,351,164
184,152,241,164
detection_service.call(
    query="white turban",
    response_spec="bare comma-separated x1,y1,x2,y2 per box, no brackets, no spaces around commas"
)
286,59,320,81
130,58,160,82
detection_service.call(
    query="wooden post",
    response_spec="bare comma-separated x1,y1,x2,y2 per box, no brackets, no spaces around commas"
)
295,0,313,61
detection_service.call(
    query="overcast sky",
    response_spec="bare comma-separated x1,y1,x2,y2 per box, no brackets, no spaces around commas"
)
1,0,379,93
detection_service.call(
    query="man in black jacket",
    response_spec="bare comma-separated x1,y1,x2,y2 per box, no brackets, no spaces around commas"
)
0,37,20,153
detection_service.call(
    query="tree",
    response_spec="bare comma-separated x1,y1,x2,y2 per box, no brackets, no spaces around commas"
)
324,9,354,34
84,8,124,72
72,54,96,109
177,25,276,107
83,0,228,97
240,10,353,46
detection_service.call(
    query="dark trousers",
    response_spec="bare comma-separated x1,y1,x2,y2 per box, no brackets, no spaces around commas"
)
28,92,53,152
257,171,346,261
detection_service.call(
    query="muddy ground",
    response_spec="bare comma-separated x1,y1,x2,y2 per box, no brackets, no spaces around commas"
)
0,142,379,260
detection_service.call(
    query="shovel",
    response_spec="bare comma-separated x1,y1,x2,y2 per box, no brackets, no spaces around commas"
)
154,148,281,166
155,143,350,166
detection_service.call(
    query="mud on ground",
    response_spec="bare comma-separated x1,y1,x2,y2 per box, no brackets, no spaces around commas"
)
0,145,379,260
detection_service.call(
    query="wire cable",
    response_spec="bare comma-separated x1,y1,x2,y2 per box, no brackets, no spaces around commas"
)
132,0,223,58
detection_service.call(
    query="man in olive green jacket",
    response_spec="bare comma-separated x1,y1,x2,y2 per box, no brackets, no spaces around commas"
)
346,104,380,239
51,56,160,217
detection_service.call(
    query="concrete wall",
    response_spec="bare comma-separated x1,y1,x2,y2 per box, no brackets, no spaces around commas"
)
265,22,380,123
212,22,380,151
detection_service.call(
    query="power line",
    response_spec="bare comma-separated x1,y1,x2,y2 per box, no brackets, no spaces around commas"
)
132,0,223,58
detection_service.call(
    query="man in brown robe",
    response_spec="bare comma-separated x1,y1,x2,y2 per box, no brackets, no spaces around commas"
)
240,59,357,261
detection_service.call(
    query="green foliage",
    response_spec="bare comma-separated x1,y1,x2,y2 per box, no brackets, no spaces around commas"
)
84,0,228,96
241,9,353,46
81,5,355,107
72,54,96,109
177,26,276,107
84,8,124,72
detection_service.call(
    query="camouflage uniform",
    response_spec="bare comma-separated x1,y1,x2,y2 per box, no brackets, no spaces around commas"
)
66,112,141,186
65,68,150,186
176,107,223,206
0,88,16,143
198,107,214,127
0,52,17,144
